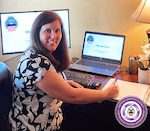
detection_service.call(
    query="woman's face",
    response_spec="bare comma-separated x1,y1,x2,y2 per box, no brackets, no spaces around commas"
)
39,20,62,52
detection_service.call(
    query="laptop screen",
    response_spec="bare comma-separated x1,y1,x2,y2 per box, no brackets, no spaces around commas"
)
82,31,125,64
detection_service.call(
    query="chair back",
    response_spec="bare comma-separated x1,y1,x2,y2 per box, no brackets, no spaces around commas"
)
0,61,13,131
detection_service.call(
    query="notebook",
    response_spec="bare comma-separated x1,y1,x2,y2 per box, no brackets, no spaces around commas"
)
70,31,125,76
101,78,150,107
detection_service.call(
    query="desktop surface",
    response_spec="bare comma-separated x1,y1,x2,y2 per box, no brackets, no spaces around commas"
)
94,66,138,82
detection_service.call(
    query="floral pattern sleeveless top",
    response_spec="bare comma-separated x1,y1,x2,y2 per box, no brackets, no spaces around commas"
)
9,49,63,131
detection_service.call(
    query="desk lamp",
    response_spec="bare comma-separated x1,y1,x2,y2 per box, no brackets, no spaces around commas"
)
131,0,150,42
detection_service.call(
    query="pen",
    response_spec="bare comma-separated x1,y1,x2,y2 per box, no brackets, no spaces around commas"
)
114,78,118,85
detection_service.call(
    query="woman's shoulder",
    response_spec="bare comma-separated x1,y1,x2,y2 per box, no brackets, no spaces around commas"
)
20,48,51,70
22,48,47,59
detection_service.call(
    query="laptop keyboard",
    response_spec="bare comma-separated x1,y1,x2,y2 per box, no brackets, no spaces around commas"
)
76,59,117,70
63,70,95,87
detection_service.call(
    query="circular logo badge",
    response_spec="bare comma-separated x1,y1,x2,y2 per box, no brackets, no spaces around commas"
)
115,96,148,128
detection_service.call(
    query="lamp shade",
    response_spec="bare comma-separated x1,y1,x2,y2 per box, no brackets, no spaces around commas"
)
131,0,150,24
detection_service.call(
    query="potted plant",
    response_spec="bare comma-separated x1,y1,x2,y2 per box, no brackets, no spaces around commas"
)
137,41,150,84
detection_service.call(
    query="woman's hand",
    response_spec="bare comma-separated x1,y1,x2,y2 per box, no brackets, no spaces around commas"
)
104,82,119,99
67,80,84,88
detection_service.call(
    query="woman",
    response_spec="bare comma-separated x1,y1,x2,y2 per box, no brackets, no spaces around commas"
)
9,11,119,131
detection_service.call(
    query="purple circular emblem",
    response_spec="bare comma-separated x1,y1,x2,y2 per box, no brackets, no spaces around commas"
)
115,96,148,128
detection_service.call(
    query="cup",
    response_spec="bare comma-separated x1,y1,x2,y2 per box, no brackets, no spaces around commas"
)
128,59,138,74
138,68,150,84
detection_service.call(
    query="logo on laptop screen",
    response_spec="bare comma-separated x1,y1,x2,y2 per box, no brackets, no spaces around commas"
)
87,35,94,44
115,96,148,128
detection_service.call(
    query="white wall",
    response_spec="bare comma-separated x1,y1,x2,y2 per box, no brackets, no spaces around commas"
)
0,0,149,72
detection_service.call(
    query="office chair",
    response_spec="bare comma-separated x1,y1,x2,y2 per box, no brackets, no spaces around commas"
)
0,61,13,131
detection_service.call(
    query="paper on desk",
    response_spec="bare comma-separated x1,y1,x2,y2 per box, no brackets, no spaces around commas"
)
101,78,150,102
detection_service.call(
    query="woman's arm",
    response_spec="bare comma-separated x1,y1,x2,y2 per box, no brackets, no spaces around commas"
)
35,71,119,104
66,80,84,88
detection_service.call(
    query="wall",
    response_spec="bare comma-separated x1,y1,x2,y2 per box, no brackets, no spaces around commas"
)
96,0,149,68
0,0,149,72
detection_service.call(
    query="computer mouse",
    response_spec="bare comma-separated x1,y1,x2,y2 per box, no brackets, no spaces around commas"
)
90,82,102,89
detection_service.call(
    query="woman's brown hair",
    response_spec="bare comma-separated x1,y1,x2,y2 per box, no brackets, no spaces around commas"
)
31,10,70,72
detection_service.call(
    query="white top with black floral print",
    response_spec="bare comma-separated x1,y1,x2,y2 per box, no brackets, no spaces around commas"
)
9,48,63,131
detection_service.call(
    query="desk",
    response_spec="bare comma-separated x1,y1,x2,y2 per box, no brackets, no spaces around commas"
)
95,69,138,83
61,69,150,131
113,71,138,82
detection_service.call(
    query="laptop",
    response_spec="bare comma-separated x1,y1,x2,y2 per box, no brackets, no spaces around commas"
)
70,31,125,76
